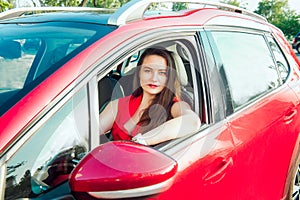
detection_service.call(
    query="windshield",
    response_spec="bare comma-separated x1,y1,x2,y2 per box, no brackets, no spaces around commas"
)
0,21,116,115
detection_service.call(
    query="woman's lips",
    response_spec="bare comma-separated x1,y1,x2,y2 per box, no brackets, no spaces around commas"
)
148,84,159,88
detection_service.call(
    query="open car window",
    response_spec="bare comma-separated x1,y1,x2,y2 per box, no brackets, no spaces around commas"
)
98,39,201,145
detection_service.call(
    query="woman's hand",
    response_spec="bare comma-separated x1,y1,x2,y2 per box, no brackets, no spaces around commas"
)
132,133,148,145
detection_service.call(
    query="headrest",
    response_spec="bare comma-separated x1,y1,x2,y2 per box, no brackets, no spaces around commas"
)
171,51,188,86
166,43,188,86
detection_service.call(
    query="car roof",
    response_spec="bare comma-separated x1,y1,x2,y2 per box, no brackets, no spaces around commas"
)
0,8,269,33
0,0,267,26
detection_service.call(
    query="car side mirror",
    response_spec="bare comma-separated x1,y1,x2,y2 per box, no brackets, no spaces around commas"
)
69,141,178,199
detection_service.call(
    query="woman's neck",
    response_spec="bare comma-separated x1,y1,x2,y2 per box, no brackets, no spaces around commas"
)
140,92,155,109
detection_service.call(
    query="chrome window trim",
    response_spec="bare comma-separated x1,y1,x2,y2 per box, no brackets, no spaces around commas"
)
0,163,6,199
88,177,175,199
88,77,100,149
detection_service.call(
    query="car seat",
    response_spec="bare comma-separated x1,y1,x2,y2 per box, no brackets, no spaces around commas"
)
171,51,194,108
98,75,124,113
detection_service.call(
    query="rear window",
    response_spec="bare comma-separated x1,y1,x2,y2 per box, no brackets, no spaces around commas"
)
0,21,116,115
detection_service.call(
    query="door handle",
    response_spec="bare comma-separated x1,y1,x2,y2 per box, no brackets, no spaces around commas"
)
203,157,233,184
284,108,297,124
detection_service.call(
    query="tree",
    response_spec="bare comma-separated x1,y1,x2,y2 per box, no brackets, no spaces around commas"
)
41,0,130,8
0,0,12,12
172,3,188,11
256,0,287,23
255,0,300,39
85,0,130,8
43,0,81,7
277,9,300,38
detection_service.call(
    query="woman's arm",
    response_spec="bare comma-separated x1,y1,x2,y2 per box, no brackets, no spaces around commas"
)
99,100,118,135
133,101,201,145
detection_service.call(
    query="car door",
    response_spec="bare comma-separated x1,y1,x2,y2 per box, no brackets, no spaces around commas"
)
206,29,300,199
144,31,239,199
91,29,238,199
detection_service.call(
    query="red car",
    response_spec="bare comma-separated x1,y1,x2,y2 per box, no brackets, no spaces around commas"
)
1,0,300,199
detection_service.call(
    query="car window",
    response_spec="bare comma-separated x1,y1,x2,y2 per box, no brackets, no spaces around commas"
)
210,31,280,110
266,36,290,83
98,39,199,144
0,21,116,115
4,86,89,199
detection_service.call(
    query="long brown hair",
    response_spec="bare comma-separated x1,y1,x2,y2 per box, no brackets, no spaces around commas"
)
132,48,181,133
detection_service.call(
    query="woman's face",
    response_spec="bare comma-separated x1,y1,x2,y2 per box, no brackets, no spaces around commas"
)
139,54,168,96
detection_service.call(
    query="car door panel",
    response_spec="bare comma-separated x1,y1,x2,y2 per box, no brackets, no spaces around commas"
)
198,28,300,199
158,122,238,199
228,85,300,199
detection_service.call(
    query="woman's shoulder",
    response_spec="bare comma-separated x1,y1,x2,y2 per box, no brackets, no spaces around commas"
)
171,99,192,116
172,96,190,108
172,100,191,109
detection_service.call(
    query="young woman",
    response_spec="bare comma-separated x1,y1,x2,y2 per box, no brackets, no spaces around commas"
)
99,48,201,145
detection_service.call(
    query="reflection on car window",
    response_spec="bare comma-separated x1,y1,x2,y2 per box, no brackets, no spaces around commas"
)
0,40,37,91
211,31,280,110
4,86,89,199
266,36,289,83
0,21,116,115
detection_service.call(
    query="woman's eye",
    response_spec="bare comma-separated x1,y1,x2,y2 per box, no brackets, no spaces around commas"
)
159,71,167,75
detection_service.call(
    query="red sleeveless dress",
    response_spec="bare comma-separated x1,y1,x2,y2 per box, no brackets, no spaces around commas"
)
111,95,179,141
111,95,142,140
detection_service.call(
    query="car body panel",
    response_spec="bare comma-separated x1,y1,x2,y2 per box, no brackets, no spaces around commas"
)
158,122,238,199
229,85,300,199
1,3,300,200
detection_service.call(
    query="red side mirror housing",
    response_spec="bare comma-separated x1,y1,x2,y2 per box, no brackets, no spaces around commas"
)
69,141,178,199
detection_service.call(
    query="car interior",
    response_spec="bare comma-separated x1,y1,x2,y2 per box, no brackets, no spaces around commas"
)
98,41,197,144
